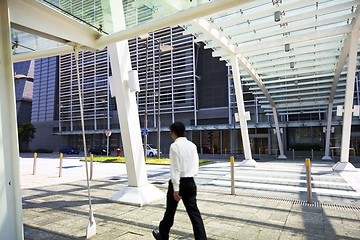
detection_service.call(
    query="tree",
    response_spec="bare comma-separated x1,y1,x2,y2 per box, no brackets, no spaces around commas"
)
18,122,36,148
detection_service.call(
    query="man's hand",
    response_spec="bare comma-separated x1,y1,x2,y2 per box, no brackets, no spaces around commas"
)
173,191,182,202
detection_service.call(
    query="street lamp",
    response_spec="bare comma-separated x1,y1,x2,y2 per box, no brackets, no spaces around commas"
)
101,99,109,157
156,39,173,158
140,33,150,161
59,104,64,134
59,104,64,150
140,34,173,159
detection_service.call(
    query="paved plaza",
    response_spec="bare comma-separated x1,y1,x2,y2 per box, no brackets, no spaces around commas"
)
20,153,360,239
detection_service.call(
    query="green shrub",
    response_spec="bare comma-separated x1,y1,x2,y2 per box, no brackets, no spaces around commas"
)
20,148,32,153
35,148,53,153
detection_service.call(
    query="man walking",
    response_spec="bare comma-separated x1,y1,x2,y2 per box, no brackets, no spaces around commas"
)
153,122,207,240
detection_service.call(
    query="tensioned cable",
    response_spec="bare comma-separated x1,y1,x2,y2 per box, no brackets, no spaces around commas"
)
73,46,96,237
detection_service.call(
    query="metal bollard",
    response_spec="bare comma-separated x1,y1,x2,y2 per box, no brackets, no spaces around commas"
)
225,148,227,156
354,149,356,161
59,153,63,177
213,148,215,155
305,158,312,203
90,154,94,180
230,156,235,195
258,147,261,159
292,149,295,160
331,149,334,160
311,149,314,161
33,152,37,175
201,148,203,155
275,149,278,159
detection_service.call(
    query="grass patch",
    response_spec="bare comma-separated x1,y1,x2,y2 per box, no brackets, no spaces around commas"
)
81,157,211,165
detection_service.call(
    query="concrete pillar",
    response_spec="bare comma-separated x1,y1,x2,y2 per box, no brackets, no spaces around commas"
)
103,0,165,205
322,103,333,161
272,107,286,159
333,30,359,171
0,0,24,238
231,54,256,167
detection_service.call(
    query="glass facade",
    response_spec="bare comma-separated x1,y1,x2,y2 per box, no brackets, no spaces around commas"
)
59,48,109,132
129,26,196,122
31,56,58,122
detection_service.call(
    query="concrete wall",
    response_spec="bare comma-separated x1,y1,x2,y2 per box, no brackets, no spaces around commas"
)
29,121,62,152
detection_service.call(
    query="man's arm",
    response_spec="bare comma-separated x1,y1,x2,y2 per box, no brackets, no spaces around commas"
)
170,145,181,201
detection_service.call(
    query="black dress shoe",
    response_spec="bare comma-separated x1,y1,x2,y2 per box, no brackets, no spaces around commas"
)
152,229,161,240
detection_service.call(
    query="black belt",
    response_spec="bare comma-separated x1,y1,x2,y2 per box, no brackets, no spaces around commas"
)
180,177,194,180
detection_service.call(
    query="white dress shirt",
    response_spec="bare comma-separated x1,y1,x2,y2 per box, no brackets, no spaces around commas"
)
170,137,199,191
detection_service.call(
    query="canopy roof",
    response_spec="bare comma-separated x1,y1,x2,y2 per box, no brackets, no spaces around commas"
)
9,0,360,116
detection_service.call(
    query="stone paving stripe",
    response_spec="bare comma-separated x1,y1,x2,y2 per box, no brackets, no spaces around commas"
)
210,180,360,197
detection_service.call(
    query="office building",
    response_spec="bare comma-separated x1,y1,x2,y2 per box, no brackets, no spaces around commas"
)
29,56,60,150
13,60,34,126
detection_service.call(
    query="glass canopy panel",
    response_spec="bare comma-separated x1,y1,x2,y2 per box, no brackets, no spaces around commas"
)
36,0,198,34
11,29,67,54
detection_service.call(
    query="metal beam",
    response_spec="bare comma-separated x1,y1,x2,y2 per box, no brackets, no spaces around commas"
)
252,79,335,91
266,105,330,112
256,59,338,75
324,6,360,166
221,1,359,38
261,99,344,109
9,0,102,51
256,87,345,100
230,13,355,45
212,35,346,59
270,96,333,104
12,46,73,62
336,29,359,170
260,84,334,95
329,7,360,104
272,107,286,159
245,65,339,81
246,71,347,86
211,0,327,29
237,25,352,54
230,54,256,165
250,44,344,64
323,103,333,160
251,52,342,70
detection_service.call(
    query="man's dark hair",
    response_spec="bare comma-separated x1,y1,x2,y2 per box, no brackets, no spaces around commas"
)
169,122,186,137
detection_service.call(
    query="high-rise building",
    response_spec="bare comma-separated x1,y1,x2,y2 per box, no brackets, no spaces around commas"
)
29,56,60,151
13,60,34,126
58,48,110,148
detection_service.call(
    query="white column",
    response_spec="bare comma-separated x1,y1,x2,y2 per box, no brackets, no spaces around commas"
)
322,103,333,161
103,0,165,205
272,107,286,159
333,30,359,171
0,0,24,238
231,55,256,167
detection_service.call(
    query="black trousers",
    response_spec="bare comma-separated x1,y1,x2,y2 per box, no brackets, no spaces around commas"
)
159,178,207,240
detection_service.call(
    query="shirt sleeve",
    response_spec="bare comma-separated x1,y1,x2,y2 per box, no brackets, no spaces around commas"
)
170,144,181,192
